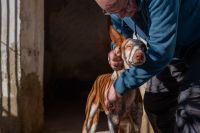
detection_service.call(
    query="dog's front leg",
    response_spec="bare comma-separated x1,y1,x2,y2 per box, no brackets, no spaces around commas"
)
107,115,119,133
83,103,99,133
90,109,100,133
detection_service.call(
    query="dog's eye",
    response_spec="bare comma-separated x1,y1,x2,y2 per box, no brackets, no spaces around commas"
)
125,45,132,49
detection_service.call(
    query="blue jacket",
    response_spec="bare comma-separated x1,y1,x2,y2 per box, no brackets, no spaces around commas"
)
111,0,200,95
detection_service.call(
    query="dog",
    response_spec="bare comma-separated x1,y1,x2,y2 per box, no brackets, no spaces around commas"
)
82,25,149,133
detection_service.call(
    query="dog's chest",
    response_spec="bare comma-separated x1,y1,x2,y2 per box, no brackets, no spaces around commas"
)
122,90,137,111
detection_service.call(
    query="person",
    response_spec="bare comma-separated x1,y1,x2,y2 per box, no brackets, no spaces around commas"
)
95,0,200,132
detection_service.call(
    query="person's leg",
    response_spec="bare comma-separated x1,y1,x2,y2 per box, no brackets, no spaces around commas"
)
176,48,200,133
144,59,187,133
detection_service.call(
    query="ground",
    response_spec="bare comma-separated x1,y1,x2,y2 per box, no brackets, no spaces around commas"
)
42,80,109,133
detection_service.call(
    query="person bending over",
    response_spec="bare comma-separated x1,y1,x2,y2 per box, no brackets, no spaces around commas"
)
95,0,200,132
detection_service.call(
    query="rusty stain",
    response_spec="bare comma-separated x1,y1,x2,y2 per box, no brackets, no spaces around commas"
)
18,72,44,133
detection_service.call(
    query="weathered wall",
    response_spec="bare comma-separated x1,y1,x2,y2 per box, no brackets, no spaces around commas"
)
44,0,111,82
0,0,110,132
0,0,44,132
44,0,112,101
0,0,21,132
19,0,44,132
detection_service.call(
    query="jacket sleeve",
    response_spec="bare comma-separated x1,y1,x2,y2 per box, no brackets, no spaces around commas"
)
114,0,180,95
110,15,134,49
109,15,122,49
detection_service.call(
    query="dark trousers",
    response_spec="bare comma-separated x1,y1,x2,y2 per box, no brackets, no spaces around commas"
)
144,46,200,133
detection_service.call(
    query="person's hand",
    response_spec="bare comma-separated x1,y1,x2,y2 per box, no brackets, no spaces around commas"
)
108,46,124,71
104,84,122,113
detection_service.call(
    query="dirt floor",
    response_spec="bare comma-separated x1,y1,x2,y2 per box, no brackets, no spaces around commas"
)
42,80,153,133
42,80,109,133
43,99,109,133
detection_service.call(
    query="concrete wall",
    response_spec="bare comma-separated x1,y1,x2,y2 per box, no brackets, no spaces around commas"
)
19,0,44,132
44,0,111,81
0,0,111,132
0,0,21,132
0,0,44,132
44,0,112,100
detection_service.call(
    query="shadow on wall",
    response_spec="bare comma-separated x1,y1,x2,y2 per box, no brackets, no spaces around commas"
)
43,1,112,132
44,0,112,101
0,108,19,132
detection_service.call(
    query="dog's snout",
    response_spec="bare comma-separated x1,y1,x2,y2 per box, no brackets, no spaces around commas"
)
135,50,144,60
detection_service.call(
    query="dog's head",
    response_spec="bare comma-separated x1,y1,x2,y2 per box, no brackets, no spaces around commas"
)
109,25,146,68
121,39,146,67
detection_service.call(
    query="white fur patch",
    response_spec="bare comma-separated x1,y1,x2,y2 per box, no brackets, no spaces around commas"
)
111,114,119,125
87,104,98,129
107,117,115,133
90,123,97,133
128,45,140,63
89,104,98,118
87,119,91,130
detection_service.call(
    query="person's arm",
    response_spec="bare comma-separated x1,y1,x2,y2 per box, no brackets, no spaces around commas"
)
109,15,122,49
114,0,180,95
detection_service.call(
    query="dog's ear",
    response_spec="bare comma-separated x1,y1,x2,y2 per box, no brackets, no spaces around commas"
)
109,25,126,47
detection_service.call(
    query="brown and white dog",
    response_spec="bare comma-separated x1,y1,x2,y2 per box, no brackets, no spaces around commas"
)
82,26,151,133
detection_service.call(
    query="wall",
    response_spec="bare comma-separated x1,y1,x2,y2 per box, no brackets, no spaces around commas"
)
19,0,44,132
0,0,21,132
0,0,110,132
0,0,44,132
44,0,112,100
44,0,111,81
